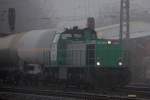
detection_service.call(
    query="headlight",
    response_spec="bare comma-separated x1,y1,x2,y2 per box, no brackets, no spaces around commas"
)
108,41,112,44
118,62,123,66
97,62,101,66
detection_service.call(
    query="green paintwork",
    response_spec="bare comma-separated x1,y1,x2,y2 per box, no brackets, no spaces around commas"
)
57,39,66,66
96,39,123,68
55,28,124,68
83,29,97,40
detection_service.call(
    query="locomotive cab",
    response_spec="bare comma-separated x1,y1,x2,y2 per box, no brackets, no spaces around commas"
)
56,27,97,67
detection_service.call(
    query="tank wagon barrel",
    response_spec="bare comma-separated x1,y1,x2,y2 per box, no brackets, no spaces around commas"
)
0,34,21,65
0,30,56,66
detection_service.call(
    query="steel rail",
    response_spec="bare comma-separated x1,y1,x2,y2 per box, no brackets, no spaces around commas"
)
0,87,148,100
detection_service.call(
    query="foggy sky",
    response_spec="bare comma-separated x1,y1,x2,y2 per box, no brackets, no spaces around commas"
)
0,0,150,32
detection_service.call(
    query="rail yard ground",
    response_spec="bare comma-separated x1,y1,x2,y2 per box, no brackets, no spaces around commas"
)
0,83,150,100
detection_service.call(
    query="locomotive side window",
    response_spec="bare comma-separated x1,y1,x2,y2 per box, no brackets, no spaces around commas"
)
61,34,72,39
73,34,82,38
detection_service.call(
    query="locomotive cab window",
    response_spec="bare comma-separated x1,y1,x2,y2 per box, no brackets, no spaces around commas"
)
73,34,82,38
61,33,72,39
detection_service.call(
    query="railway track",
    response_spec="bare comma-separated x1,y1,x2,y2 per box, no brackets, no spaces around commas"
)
0,86,149,100
120,83,150,98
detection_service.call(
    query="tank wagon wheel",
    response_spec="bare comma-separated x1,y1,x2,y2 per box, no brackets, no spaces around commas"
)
15,60,28,86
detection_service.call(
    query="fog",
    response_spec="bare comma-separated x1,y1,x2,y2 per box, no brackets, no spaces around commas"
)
0,0,150,85
0,0,150,32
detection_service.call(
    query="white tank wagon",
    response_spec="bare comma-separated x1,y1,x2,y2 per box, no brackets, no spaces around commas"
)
0,29,57,74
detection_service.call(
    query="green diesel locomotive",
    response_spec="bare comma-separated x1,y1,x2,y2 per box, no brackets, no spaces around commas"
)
48,26,130,87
